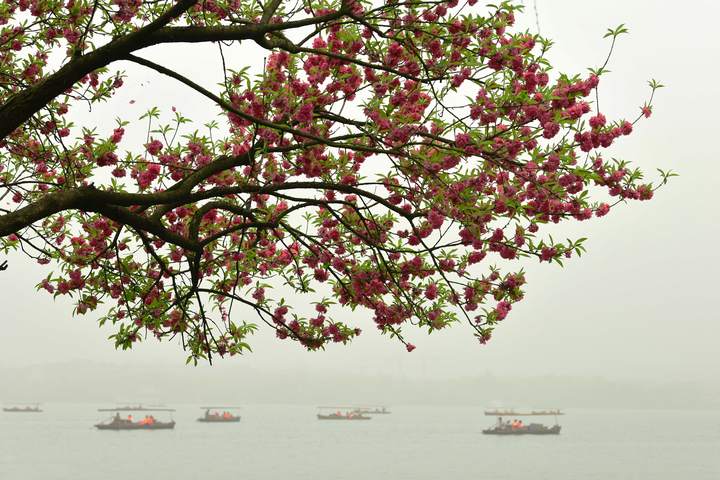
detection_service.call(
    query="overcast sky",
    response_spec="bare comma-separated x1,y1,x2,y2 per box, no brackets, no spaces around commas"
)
1,0,718,393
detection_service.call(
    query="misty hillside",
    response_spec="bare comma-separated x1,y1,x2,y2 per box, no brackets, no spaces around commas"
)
1,361,717,409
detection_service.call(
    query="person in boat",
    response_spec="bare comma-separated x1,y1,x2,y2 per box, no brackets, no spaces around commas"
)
140,415,155,425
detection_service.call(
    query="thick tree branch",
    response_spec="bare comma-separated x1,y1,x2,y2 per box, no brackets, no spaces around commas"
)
0,0,201,140
0,178,419,242
0,7,346,141
92,204,198,251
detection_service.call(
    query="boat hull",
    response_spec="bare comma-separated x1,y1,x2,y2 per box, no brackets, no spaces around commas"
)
197,417,241,423
317,414,371,420
3,408,42,413
95,421,176,430
97,407,175,412
482,425,561,435
484,411,563,416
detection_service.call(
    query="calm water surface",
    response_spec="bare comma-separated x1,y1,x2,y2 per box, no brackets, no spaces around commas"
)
0,405,718,479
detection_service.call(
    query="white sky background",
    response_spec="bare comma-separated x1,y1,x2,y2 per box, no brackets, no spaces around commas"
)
0,0,718,388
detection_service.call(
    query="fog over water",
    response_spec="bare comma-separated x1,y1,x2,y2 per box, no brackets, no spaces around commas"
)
3,406,718,480
1,0,719,410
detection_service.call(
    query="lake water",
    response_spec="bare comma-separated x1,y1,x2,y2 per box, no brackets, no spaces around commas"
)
0,405,718,479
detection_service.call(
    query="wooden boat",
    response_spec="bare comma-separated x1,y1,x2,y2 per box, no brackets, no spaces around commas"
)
317,412,371,420
95,414,175,430
3,406,42,413
482,423,561,435
97,405,175,412
484,409,563,416
357,407,391,415
197,410,241,423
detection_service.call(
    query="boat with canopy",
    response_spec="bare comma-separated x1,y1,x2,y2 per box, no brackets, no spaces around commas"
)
355,405,391,415
484,408,563,416
3,404,42,413
94,407,175,430
197,406,241,423
97,404,175,412
482,409,562,435
317,406,371,420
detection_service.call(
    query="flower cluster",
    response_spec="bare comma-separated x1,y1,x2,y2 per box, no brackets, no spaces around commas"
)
0,0,667,361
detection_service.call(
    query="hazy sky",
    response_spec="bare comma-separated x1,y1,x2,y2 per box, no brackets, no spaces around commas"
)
1,0,718,390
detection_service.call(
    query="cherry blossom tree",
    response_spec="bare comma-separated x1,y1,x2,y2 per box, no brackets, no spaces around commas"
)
0,0,669,362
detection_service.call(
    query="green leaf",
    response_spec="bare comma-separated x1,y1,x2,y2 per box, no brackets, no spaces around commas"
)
604,24,629,38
